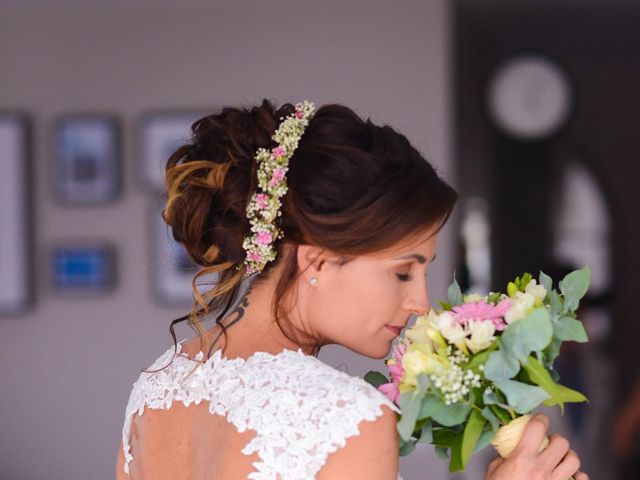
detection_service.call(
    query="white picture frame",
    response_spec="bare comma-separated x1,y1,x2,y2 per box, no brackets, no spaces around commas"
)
150,197,217,307
139,111,205,192
0,114,33,315
53,114,121,205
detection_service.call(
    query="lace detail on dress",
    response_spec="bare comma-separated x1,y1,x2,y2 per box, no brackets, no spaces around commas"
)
122,340,402,479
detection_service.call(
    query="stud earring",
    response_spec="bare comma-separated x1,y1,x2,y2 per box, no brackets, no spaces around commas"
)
309,277,318,287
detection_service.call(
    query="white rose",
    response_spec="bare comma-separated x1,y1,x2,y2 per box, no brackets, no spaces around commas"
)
432,310,455,330
402,349,442,376
504,292,536,324
525,279,547,305
465,320,496,354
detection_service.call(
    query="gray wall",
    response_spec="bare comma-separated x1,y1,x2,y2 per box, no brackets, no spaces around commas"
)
0,1,456,478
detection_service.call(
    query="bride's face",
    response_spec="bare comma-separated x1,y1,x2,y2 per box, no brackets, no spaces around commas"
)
296,227,439,359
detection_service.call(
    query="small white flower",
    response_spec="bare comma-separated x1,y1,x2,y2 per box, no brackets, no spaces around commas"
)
504,291,536,324
525,279,547,305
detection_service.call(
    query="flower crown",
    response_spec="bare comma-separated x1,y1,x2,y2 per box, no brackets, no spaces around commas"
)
240,100,316,276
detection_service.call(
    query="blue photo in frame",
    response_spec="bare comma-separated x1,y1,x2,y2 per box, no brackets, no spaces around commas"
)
50,244,116,293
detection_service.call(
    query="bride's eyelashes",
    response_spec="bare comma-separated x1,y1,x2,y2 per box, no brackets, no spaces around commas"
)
396,273,412,282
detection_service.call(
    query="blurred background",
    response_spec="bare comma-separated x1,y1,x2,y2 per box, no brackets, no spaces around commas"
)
0,0,638,478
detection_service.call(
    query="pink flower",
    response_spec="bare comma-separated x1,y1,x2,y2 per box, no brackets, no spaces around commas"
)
272,146,287,158
295,110,304,119
255,194,268,209
256,230,272,246
248,252,262,262
377,341,407,405
379,382,400,405
269,168,286,187
452,298,512,331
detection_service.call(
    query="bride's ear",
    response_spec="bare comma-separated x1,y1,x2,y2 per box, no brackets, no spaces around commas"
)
296,244,327,278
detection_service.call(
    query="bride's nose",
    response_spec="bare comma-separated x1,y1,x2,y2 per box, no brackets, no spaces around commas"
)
403,276,430,316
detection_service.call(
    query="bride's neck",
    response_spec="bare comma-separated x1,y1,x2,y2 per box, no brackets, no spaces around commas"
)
200,274,319,358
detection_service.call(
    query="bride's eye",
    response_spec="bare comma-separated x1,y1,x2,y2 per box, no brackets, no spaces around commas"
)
396,271,412,282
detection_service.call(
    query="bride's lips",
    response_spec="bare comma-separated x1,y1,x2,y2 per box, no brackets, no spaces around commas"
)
386,325,402,336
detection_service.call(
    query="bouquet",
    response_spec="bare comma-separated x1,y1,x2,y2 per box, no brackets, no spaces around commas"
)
365,267,591,473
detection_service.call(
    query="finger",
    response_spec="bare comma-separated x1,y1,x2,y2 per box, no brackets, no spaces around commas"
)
551,449,581,480
485,457,504,477
574,471,589,480
539,433,570,469
514,414,549,455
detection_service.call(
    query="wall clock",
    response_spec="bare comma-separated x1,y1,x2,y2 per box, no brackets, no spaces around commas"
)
486,53,574,141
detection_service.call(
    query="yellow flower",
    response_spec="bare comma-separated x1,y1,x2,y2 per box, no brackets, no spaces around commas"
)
401,345,449,388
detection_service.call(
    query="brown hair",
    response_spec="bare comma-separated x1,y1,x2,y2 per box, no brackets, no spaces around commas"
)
145,98,457,371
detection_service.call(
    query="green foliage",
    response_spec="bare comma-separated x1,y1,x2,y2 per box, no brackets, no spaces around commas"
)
494,379,550,414
484,348,520,381
521,355,588,413
500,307,553,360
480,406,500,432
559,266,591,313
419,395,471,426
449,432,464,472
539,270,553,293
434,446,449,459
398,391,421,441
508,272,533,297
486,291,502,304
555,316,589,343
447,276,463,306
461,409,486,466
418,420,433,444
439,300,453,311
363,371,389,388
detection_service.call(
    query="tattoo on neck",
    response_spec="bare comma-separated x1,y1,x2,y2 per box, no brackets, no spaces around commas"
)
207,285,253,354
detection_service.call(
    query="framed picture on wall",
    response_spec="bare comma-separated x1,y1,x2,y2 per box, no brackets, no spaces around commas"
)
138,111,205,192
0,114,33,315
149,197,216,307
49,241,117,295
53,114,121,205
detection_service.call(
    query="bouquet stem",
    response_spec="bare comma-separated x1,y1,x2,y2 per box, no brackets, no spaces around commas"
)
491,414,574,480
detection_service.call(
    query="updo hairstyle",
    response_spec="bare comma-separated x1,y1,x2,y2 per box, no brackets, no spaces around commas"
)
159,98,458,362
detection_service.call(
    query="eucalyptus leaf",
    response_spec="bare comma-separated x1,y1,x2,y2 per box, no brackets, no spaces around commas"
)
539,271,553,293
364,371,389,388
447,277,463,306
559,266,591,308
481,406,501,432
549,290,563,316
398,391,421,441
501,308,553,361
474,428,496,453
484,348,520,381
544,337,562,367
418,420,433,444
420,395,471,426
555,316,589,343
434,446,450,459
399,438,417,456
494,379,550,414
461,409,486,466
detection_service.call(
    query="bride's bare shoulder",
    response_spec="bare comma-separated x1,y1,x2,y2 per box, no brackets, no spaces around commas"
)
317,404,399,480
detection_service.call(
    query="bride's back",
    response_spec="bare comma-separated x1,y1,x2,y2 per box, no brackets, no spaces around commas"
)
116,337,401,480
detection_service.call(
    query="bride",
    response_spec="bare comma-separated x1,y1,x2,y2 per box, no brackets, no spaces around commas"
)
115,99,587,479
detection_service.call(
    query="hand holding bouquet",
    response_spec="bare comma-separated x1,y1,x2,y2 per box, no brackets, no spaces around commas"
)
365,267,591,473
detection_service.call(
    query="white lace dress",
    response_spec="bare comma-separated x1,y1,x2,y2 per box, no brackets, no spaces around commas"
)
121,339,404,479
